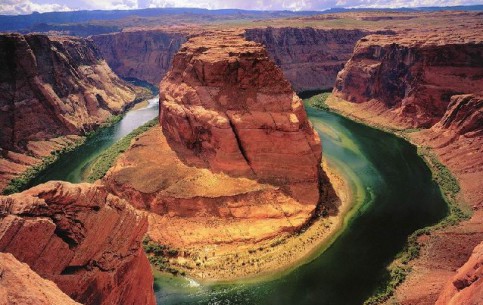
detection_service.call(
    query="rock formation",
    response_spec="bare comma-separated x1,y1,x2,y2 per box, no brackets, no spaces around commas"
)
160,31,323,204
333,33,483,128
0,33,145,191
245,27,379,92
92,29,187,85
102,31,338,280
436,241,483,305
0,252,80,305
0,181,155,305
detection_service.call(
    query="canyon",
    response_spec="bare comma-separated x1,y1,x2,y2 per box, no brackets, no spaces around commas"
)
0,33,149,192
0,8,481,305
92,27,382,93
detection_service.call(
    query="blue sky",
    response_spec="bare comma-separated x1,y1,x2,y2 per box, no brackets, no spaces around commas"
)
1,0,481,15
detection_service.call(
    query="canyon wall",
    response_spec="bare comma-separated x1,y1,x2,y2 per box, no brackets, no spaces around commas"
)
160,31,323,205
327,30,483,305
436,241,483,305
0,181,155,305
91,27,381,93
0,33,143,191
0,33,138,152
245,27,375,92
0,252,80,305
92,29,187,85
333,33,483,128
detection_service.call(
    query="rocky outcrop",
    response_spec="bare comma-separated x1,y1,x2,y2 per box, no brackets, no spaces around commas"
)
102,32,340,280
92,29,187,85
0,181,155,305
433,94,483,138
160,31,323,205
333,33,483,128
245,27,378,92
0,252,80,305
0,33,143,191
436,241,483,305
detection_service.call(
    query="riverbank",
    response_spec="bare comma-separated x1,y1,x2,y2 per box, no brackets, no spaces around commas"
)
1,91,156,195
101,118,354,282
174,159,355,283
313,93,481,305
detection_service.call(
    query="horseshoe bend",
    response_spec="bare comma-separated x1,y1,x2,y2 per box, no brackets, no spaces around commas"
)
0,7,482,305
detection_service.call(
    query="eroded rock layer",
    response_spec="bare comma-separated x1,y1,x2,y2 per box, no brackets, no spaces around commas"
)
0,181,155,305
245,27,379,92
0,252,80,305
436,241,483,305
160,31,323,205
0,33,142,190
333,33,483,128
92,29,187,85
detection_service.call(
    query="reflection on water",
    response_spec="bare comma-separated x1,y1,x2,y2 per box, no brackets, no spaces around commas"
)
27,97,159,186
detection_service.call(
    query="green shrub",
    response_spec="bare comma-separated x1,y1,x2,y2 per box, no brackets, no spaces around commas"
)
85,118,158,182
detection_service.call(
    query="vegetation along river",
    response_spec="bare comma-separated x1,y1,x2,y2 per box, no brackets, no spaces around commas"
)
27,95,448,305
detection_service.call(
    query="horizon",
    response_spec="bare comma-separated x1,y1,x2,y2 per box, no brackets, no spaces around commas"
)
1,1,482,16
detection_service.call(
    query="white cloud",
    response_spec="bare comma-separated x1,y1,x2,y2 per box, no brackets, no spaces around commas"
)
0,0,72,15
0,0,480,15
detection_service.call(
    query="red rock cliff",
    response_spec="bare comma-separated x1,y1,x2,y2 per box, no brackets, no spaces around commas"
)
0,181,155,305
245,27,385,92
160,31,323,205
0,33,143,191
92,29,187,85
435,241,483,305
0,252,80,305
0,33,138,152
333,33,483,128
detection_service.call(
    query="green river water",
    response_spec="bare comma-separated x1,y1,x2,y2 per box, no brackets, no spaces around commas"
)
26,98,448,305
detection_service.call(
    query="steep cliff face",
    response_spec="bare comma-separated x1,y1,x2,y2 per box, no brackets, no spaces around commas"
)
0,252,80,305
0,33,142,191
0,181,155,305
0,33,137,152
333,34,483,128
92,29,187,85
433,94,483,137
160,31,323,204
436,241,483,305
245,27,376,92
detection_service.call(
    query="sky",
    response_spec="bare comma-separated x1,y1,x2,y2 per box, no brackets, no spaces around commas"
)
0,0,481,15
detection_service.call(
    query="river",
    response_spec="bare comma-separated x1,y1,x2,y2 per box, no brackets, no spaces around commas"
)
26,97,159,186
26,97,448,305
152,103,448,305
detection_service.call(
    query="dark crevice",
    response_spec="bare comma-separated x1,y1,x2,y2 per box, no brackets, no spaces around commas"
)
61,265,86,275
54,227,79,249
227,118,252,170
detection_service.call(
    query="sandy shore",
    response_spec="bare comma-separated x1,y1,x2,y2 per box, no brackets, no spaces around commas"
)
160,159,356,283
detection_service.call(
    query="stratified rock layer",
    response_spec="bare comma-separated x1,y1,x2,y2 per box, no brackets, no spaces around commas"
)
0,181,155,305
92,29,187,85
333,33,483,128
436,241,483,305
0,33,141,190
160,31,322,205
245,27,379,92
0,252,80,305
